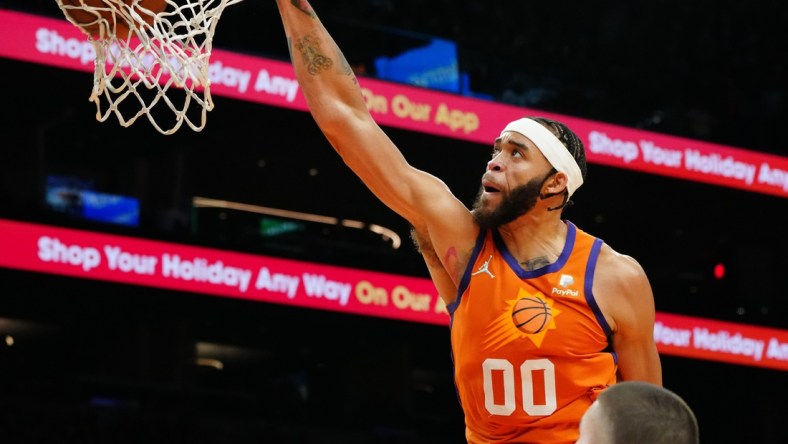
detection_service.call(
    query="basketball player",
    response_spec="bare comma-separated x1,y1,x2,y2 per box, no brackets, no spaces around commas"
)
275,1,662,442
577,381,699,444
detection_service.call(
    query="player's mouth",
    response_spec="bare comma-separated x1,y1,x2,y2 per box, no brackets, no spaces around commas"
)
482,179,501,194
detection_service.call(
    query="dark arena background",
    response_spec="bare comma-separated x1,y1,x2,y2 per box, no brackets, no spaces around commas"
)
1,1,786,443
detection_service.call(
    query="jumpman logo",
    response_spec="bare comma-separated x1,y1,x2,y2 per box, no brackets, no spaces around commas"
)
472,255,495,279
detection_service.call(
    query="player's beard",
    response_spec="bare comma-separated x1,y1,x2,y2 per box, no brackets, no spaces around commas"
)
471,171,553,230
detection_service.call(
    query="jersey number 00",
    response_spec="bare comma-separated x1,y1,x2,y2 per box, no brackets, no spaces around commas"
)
482,358,557,416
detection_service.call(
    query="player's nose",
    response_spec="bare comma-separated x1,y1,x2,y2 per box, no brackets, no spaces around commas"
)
487,159,503,171
487,157,504,172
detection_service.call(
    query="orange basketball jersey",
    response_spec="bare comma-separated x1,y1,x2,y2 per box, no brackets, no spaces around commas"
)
448,221,617,444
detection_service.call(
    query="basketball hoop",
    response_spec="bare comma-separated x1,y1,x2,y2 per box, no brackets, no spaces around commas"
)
54,0,243,135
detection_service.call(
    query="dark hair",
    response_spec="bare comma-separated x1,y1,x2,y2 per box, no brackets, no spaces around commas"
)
599,381,699,444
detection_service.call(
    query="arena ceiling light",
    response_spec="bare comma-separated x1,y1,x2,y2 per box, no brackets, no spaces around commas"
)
192,196,402,249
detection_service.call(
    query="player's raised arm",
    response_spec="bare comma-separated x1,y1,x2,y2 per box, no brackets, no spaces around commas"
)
274,1,478,282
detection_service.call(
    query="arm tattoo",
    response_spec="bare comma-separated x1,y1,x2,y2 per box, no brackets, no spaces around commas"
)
290,0,317,18
333,43,353,76
331,42,357,84
520,256,551,271
295,34,333,75
443,247,460,269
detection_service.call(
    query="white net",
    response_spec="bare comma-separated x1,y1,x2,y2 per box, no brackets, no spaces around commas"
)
54,0,243,135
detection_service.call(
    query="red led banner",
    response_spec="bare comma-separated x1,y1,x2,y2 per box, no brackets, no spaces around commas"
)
0,218,786,371
0,219,449,325
1,9,787,198
654,313,787,372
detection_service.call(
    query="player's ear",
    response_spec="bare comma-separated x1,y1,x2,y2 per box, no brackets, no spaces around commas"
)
543,171,568,195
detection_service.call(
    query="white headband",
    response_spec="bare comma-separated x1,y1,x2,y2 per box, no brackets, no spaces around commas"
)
500,118,584,197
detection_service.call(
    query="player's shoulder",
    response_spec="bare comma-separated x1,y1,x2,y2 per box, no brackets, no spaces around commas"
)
571,222,646,277
594,242,649,288
591,242,655,331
